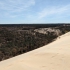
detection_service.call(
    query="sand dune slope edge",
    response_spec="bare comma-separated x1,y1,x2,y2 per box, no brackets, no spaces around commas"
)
0,32,70,70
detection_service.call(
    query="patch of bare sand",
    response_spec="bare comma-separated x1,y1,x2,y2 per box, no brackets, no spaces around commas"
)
0,32,70,70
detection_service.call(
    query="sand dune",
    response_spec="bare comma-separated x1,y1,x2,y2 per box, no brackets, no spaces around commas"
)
0,32,70,70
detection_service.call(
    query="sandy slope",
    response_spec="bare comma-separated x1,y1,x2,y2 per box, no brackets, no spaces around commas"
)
0,32,70,70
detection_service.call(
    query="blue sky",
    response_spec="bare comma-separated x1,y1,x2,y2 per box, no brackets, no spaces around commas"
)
0,0,70,24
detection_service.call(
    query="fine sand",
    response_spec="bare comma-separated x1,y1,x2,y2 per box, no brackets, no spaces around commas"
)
0,32,70,70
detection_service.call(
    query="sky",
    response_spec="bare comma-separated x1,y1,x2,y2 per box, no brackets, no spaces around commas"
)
0,0,70,24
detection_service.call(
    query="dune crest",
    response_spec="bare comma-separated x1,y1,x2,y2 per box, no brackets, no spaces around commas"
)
0,32,70,70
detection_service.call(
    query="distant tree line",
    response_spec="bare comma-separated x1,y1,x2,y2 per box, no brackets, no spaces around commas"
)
0,25,70,61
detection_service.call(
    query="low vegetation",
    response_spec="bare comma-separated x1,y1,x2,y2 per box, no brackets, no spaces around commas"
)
0,24,70,61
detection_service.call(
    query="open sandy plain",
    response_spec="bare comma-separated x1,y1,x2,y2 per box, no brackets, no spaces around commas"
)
0,32,70,70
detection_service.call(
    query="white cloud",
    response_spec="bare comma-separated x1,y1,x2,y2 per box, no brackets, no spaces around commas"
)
0,0,35,17
38,5,70,19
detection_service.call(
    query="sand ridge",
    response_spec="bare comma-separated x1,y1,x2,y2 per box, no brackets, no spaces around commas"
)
0,32,70,70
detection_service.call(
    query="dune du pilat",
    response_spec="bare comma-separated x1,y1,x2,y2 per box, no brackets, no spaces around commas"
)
0,24,70,70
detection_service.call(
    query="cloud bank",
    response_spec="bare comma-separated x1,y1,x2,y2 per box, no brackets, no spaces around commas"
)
0,0,35,17
38,5,70,19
